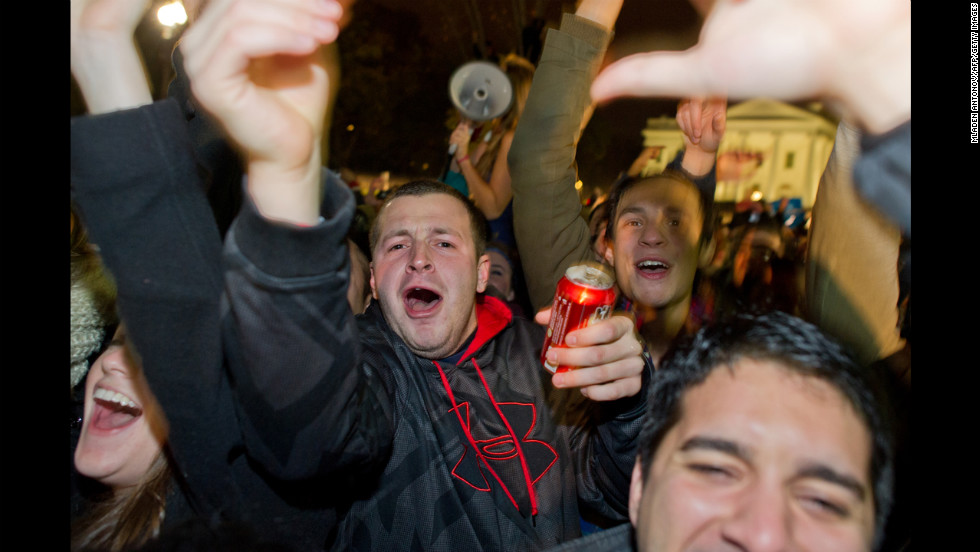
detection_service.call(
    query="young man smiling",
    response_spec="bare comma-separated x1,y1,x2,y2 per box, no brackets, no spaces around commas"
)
547,311,894,552
508,0,725,365
598,172,711,362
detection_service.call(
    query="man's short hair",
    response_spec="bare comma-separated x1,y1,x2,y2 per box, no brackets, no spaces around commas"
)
603,170,713,246
637,311,894,549
368,180,488,259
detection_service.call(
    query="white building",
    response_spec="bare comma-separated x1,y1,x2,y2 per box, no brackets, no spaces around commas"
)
638,98,838,208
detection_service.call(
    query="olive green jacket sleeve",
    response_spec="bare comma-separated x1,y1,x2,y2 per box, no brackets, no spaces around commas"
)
509,13,613,311
805,121,906,368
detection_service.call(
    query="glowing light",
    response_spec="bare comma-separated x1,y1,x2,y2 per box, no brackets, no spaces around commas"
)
347,124,355,131
157,1,188,27
574,180,583,191
750,190,763,201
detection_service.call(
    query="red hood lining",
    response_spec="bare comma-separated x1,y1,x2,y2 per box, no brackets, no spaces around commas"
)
457,295,513,364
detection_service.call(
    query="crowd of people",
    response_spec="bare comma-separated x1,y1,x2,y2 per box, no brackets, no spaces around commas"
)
70,0,910,550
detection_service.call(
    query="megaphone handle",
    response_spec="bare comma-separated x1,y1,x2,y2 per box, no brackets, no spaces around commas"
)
447,119,475,157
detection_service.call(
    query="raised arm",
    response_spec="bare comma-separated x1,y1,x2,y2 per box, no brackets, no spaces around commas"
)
70,0,232,516
70,0,154,113
575,0,625,30
662,96,725,204
183,0,392,480
806,122,907,376
450,123,515,220
508,1,622,311
181,0,341,225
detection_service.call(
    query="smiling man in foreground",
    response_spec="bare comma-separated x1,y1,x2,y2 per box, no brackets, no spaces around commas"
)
548,311,894,552
509,0,725,367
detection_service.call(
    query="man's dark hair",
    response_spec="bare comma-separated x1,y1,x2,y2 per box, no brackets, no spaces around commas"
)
369,180,488,259
603,170,713,248
637,311,894,549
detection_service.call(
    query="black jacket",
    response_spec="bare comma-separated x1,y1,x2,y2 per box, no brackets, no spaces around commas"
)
71,99,338,551
222,179,648,551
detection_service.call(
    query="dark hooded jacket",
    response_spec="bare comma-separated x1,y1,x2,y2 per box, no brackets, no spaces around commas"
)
222,179,648,551
71,100,339,551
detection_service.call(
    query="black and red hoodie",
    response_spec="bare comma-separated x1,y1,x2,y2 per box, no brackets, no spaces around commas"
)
223,179,648,551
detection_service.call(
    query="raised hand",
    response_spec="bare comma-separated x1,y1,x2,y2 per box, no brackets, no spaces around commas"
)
677,97,725,154
591,0,910,134
677,97,726,176
182,0,342,168
449,121,473,161
70,0,150,42
70,0,153,112
181,0,345,224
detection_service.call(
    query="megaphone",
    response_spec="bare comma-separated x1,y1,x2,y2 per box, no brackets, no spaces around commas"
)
442,62,515,184
448,61,514,122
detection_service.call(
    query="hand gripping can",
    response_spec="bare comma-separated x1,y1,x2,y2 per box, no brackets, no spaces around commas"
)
541,263,617,373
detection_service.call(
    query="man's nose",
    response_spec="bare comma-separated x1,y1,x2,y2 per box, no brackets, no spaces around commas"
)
408,245,433,272
720,482,792,552
639,218,667,246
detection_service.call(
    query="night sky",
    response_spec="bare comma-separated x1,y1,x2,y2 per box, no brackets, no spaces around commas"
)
71,0,706,193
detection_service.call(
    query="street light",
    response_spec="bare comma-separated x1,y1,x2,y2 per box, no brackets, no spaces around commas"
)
157,1,188,39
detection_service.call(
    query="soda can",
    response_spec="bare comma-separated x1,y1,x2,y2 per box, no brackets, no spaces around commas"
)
541,262,617,373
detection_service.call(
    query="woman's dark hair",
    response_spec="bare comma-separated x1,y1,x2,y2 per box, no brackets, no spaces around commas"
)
71,449,174,552
71,205,117,320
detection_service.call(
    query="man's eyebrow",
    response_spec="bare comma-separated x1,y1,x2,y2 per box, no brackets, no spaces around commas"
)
381,227,462,241
679,436,751,462
797,463,868,502
664,205,690,217
618,204,693,220
617,205,647,219
380,228,412,242
431,227,462,238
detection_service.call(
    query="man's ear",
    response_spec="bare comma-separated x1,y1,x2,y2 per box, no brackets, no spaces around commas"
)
628,457,645,528
603,236,615,266
369,262,379,300
476,254,490,293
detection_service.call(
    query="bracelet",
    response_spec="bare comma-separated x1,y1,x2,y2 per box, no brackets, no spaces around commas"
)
458,154,470,164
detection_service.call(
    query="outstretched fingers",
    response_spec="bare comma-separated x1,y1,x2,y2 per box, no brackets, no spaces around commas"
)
591,49,720,103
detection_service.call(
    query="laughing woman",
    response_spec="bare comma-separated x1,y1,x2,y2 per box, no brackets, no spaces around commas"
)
70,0,354,549
71,326,173,551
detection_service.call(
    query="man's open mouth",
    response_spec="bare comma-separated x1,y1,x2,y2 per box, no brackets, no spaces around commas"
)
90,387,143,431
404,287,442,313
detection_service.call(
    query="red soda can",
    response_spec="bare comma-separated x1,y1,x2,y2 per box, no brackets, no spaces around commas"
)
541,263,617,373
